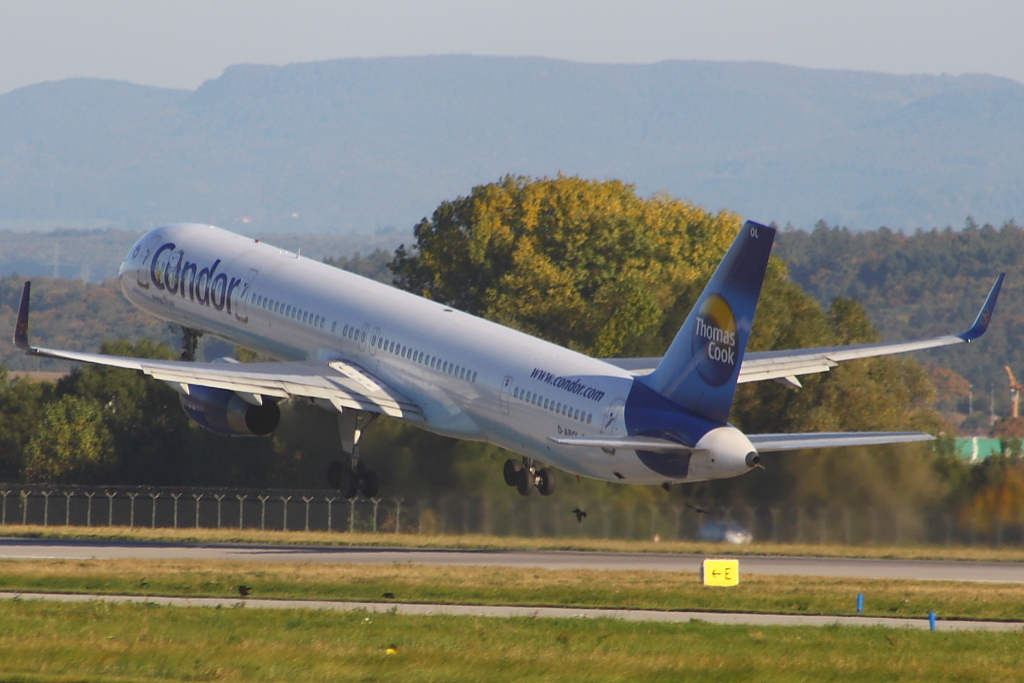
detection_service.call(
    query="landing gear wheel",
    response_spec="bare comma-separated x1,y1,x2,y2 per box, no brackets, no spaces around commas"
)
516,467,535,496
503,459,522,487
359,470,379,498
536,468,555,496
340,470,360,500
327,460,344,490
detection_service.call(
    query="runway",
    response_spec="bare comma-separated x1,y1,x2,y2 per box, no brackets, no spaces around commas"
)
2,537,1022,583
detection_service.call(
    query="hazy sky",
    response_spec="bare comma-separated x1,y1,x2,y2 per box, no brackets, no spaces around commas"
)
0,0,1021,95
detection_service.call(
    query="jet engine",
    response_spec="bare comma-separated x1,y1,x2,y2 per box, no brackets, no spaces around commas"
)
179,385,280,437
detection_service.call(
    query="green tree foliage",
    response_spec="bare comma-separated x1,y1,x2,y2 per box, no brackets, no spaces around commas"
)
52,340,191,485
23,395,113,484
0,369,52,481
391,175,739,357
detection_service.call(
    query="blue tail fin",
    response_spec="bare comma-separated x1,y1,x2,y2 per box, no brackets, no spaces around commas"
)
639,221,775,424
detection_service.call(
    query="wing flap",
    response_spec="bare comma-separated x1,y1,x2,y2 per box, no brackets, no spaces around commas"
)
748,431,934,452
25,346,424,421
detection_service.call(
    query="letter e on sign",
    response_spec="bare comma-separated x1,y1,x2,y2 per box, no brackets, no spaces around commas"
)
701,559,739,587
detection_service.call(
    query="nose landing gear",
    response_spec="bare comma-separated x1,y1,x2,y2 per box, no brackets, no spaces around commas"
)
503,458,555,496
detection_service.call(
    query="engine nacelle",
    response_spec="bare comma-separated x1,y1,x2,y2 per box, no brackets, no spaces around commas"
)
179,385,280,437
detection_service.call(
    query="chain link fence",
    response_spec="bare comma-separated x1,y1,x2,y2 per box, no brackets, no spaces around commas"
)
0,483,1019,546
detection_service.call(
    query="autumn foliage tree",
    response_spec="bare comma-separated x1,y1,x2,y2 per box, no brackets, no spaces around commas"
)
391,174,740,357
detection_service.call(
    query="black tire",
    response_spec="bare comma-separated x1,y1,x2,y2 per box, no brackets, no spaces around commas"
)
503,459,522,487
360,470,379,498
340,470,360,500
516,467,534,496
536,468,555,496
327,460,344,490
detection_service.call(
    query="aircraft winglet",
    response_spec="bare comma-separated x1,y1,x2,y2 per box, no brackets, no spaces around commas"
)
14,281,30,350
958,273,1004,341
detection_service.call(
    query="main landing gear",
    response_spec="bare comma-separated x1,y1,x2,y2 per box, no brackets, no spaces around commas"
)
503,458,555,496
178,326,202,362
327,409,379,499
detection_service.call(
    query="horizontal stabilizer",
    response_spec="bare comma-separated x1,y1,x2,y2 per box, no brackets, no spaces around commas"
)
548,435,703,453
748,431,934,452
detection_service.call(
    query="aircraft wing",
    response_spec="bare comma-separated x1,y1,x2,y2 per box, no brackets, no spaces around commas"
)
12,284,424,421
605,273,1004,387
550,431,934,452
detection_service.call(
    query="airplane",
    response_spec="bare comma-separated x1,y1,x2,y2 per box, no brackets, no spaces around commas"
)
12,221,1003,499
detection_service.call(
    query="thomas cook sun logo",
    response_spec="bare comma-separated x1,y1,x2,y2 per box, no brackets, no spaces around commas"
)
691,293,738,387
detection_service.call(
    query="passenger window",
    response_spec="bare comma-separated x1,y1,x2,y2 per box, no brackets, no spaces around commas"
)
361,330,366,342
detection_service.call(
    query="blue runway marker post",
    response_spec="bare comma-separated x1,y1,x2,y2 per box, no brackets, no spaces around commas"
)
929,612,937,631
856,594,864,613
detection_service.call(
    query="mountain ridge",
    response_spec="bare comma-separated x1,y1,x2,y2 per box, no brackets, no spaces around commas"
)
1,56,1021,233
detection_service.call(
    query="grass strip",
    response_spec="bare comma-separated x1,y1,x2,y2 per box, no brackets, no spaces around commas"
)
5,524,1024,563
1,558,1023,622
0,599,1022,682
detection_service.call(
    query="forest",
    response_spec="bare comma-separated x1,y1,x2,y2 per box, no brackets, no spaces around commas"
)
0,177,1020,536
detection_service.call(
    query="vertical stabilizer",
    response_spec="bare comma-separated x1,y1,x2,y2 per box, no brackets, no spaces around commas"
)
639,221,775,424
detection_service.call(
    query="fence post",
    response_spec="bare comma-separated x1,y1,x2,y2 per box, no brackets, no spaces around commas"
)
258,495,269,530
349,499,356,533
280,496,292,531
0,490,9,525
41,491,51,527
21,490,29,525
105,491,116,526
171,493,182,529
326,496,336,531
236,494,247,530
85,492,96,527
127,492,138,528
64,491,74,526
150,493,161,528
214,494,225,529
302,496,313,532
394,498,402,534
192,493,203,529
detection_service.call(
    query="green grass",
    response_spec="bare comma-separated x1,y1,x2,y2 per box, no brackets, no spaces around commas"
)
2,558,1024,623
6,524,1024,563
0,600,1022,682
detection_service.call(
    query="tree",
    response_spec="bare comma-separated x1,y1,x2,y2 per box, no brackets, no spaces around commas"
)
23,395,113,483
0,369,53,481
391,174,740,357
54,339,191,484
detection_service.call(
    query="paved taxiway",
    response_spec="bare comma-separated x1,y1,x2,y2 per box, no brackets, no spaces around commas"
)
1,591,1020,631
1,537,1022,583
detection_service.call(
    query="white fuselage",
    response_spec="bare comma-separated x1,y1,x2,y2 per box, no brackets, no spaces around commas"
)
117,223,747,485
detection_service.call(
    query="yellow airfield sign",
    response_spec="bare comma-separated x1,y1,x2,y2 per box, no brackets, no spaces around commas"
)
701,559,739,586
